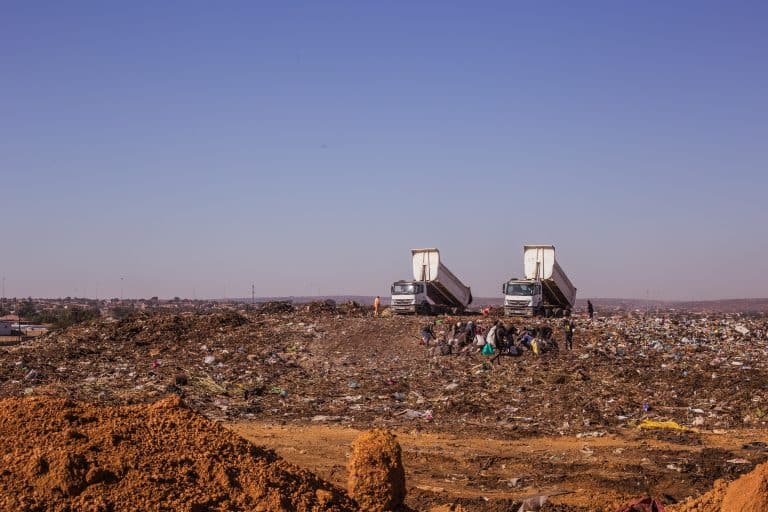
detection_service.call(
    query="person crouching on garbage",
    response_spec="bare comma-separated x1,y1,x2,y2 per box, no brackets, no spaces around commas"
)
420,322,435,346
518,328,535,351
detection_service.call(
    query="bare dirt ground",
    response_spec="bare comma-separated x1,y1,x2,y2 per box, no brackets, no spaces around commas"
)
229,422,767,511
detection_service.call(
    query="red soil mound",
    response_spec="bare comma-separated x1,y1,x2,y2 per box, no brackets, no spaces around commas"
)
671,460,768,512
0,395,357,512
668,479,728,512
721,460,768,512
347,429,406,512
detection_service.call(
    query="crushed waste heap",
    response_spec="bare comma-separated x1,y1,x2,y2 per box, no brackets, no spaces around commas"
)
2,309,766,437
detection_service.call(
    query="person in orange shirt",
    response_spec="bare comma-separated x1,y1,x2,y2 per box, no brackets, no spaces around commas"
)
373,296,381,317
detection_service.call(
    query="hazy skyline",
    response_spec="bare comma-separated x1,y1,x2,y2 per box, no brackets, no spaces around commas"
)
2,2,767,301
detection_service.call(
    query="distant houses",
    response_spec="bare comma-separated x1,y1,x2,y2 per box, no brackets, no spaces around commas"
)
0,315,16,336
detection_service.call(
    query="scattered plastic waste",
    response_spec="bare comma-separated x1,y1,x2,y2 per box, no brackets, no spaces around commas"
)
638,419,697,432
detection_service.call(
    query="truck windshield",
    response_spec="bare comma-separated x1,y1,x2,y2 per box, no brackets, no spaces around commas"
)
505,283,534,296
392,283,422,294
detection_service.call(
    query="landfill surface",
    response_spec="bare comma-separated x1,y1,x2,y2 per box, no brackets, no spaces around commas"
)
1,302,767,510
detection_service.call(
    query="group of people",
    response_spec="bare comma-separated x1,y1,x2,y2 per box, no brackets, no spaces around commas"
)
419,316,577,357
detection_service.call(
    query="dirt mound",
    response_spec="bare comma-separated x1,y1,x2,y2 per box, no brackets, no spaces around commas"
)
721,461,768,512
668,479,728,512
671,461,768,512
0,395,356,511
347,429,406,511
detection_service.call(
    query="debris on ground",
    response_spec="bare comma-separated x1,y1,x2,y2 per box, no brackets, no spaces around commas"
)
637,420,697,433
613,496,665,511
2,309,767,438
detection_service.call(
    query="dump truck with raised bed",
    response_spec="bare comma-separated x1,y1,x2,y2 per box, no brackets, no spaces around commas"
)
502,245,576,317
390,248,473,314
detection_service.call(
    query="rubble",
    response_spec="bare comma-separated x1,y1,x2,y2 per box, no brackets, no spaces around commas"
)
1,309,768,438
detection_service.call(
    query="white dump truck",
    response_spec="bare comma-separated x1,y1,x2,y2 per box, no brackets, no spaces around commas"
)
502,245,576,317
391,248,473,314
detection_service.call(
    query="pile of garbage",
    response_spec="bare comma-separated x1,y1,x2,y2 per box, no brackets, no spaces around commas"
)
0,395,356,511
1,310,767,438
256,301,295,314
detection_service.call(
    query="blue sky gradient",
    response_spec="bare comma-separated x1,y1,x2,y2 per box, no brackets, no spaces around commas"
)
2,2,767,300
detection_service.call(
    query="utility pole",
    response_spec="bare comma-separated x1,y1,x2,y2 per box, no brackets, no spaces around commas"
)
120,277,124,301
16,298,21,343
252,284,255,305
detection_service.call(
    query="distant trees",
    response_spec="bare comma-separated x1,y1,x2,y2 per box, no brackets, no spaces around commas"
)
18,298,36,318
32,306,101,329
111,305,136,320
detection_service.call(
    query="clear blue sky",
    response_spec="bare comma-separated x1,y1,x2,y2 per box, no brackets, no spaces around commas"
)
2,2,767,300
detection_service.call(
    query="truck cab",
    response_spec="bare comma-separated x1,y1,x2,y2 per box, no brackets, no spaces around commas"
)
390,280,428,314
390,248,473,315
502,245,576,317
503,279,542,316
